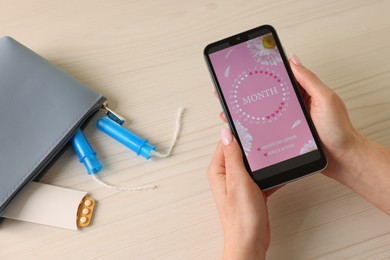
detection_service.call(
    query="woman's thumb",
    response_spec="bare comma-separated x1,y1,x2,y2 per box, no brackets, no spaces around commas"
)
220,128,250,181
288,53,328,97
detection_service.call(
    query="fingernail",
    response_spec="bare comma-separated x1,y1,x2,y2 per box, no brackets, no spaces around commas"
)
221,128,233,146
289,53,302,66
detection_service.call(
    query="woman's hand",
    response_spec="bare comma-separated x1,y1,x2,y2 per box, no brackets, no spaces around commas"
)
288,54,364,180
289,54,390,215
208,53,390,260
208,129,270,260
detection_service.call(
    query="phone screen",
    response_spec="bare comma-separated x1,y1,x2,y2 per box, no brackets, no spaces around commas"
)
207,29,323,181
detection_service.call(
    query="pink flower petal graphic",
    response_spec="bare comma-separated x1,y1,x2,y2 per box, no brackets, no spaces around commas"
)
224,65,230,78
291,119,301,129
225,49,234,59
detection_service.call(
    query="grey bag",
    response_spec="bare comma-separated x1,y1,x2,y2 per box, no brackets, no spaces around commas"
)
0,36,106,216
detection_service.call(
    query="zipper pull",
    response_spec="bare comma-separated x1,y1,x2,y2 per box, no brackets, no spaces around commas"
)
101,101,126,125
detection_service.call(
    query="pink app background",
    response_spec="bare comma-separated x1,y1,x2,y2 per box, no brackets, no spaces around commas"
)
210,35,317,172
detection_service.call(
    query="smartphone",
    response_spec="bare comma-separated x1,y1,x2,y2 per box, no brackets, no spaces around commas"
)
204,25,327,190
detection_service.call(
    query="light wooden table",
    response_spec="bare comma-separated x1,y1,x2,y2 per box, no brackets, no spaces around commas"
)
1,0,390,259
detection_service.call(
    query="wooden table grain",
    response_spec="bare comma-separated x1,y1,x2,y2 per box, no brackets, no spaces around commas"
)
1,0,390,259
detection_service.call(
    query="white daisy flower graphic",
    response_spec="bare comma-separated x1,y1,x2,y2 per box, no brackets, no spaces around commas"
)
299,140,317,155
234,120,253,155
247,34,282,66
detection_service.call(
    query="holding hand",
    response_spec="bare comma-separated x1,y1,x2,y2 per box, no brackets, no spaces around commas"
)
208,54,390,260
208,129,270,260
289,55,390,215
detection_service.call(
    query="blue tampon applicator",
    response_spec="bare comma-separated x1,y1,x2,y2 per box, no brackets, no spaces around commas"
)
71,129,103,174
96,116,156,160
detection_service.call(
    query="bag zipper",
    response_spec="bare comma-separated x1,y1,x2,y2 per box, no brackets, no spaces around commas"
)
100,101,125,125
34,98,126,181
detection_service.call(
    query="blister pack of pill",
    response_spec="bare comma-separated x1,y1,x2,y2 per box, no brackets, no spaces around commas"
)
77,197,95,227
